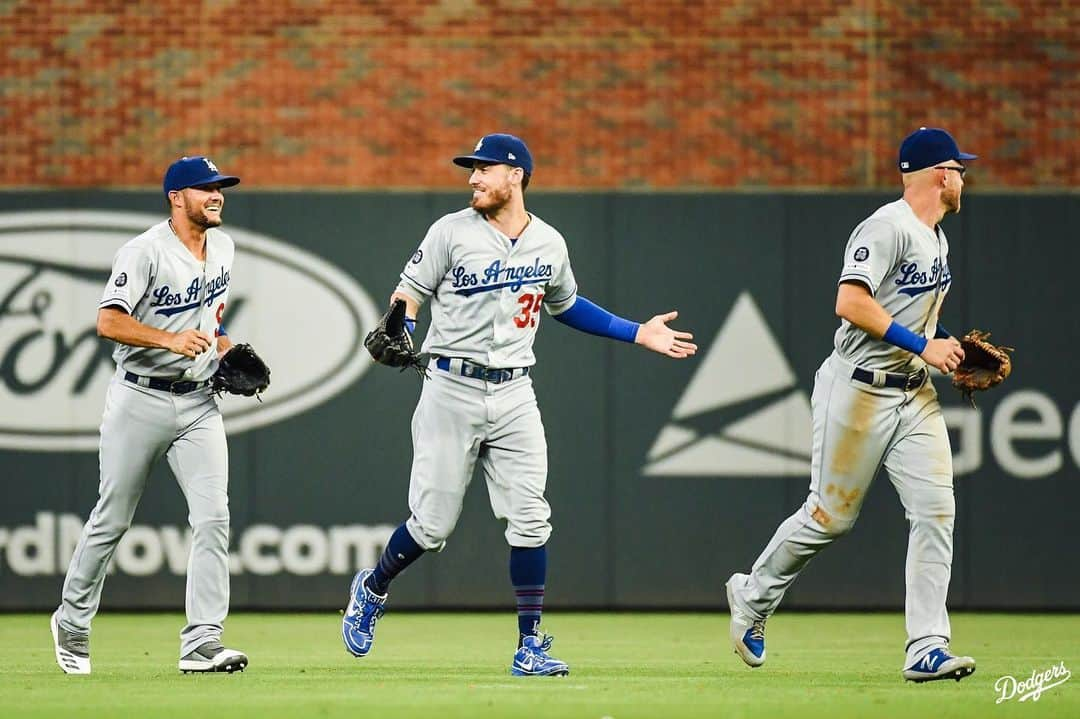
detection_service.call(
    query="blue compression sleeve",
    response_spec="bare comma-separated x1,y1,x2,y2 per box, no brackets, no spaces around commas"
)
883,321,928,355
552,296,639,343
934,323,950,339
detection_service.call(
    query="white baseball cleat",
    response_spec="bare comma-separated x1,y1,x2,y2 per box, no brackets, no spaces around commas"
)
903,647,976,683
726,574,766,668
179,640,248,673
51,610,91,675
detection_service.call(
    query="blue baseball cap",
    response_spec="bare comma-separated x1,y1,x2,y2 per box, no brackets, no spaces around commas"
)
453,133,533,175
898,127,977,173
163,156,240,193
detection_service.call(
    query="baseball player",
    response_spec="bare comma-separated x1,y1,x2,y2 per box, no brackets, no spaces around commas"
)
725,128,977,683
50,156,248,675
342,133,697,676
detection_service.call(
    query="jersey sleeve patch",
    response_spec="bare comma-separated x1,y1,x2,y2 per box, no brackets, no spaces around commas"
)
101,245,152,313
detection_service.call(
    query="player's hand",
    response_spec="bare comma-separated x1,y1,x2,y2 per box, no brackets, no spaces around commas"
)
169,329,213,358
921,337,965,374
635,311,697,359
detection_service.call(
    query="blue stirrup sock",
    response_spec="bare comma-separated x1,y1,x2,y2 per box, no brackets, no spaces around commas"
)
367,523,425,595
510,545,547,643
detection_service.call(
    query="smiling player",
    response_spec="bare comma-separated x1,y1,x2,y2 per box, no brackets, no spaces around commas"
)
342,133,697,676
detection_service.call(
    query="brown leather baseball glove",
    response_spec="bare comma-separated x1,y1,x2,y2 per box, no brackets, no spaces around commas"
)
952,329,1013,407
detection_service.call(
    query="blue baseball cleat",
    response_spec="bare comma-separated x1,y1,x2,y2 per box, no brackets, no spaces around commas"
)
342,568,387,658
726,575,766,667
903,647,976,683
511,633,569,676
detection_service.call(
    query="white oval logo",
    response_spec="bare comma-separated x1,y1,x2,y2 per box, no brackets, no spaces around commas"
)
0,210,380,451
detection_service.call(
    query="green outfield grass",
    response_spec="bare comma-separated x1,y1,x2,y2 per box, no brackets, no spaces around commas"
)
3,612,1077,719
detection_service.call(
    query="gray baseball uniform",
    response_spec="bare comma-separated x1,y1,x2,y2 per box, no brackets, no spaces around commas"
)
729,198,956,663
395,208,577,550
57,219,235,658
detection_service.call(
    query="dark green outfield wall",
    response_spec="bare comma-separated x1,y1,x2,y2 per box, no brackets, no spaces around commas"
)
1,191,1075,610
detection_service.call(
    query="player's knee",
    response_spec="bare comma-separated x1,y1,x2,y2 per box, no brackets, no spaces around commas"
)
94,518,133,542
406,514,455,551
906,491,955,532
823,517,856,538
807,503,856,537
908,510,955,544
190,517,230,545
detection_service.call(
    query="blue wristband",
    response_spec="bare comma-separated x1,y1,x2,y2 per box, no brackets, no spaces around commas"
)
883,321,928,355
552,296,640,343
404,317,416,335
934,323,950,339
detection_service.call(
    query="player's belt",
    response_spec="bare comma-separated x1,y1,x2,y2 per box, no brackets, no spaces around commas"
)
851,366,928,391
433,356,530,384
123,371,208,395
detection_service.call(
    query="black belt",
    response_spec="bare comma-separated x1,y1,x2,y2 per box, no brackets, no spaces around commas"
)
123,371,208,395
434,356,530,384
851,366,928,391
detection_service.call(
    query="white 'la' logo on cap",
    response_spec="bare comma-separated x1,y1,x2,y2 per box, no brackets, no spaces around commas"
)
203,158,220,173
474,139,483,152
508,152,516,160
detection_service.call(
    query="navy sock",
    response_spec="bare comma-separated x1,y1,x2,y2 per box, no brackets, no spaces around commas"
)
510,545,546,643
366,523,425,595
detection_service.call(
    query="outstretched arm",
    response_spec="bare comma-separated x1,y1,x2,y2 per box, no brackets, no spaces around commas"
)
551,296,696,359
633,310,697,358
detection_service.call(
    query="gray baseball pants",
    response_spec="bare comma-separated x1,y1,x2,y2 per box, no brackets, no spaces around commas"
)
57,372,231,658
728,353,956,663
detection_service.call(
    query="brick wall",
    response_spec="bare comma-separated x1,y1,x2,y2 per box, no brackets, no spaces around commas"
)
2,0,1077,189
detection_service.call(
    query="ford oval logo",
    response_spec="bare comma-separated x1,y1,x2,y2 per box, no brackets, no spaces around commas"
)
0,210,380,452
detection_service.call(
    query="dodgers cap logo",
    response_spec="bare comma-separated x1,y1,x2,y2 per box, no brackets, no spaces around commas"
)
453,133,534,174
163,156,241,194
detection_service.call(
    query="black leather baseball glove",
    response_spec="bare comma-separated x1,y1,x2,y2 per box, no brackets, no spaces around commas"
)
211,343,271,399
365,299,427,378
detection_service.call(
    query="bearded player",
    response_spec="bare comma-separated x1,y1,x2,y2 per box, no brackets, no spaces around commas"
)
341,133,697,676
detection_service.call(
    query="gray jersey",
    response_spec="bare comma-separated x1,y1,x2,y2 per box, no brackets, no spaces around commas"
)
397,208,578,368
833,198,950,372
100,220,234,380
